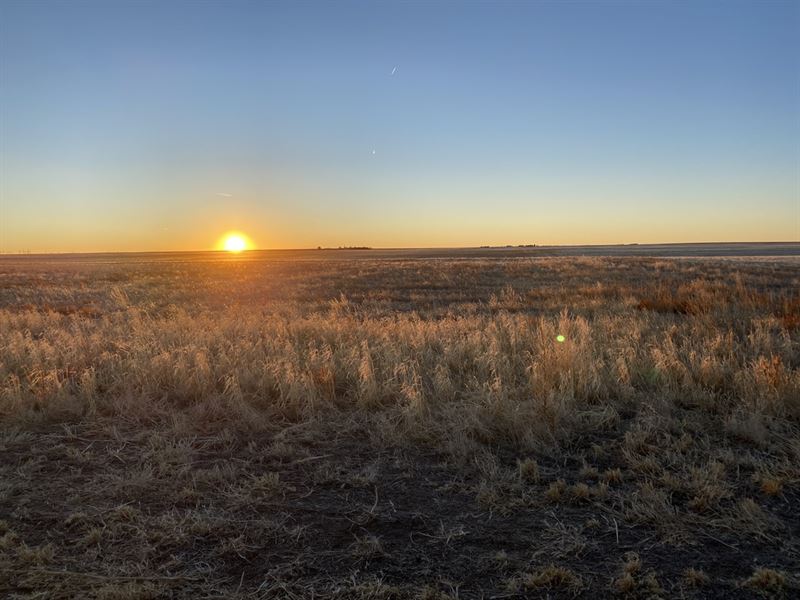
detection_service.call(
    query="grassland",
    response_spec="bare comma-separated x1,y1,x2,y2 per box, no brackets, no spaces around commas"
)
1,250,798,598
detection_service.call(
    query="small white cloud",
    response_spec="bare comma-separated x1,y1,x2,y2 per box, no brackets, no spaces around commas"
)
216,192,233,198
391,65,398,76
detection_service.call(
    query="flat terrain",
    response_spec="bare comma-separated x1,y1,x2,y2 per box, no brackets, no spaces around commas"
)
7,241,800,262
1,248,798,599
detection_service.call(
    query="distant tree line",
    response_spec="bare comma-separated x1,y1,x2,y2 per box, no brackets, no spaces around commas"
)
316,246,372,250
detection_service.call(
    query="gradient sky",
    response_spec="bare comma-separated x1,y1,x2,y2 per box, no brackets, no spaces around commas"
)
1,0,798,252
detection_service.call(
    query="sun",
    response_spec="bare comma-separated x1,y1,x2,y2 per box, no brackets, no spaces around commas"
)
217,231,253,253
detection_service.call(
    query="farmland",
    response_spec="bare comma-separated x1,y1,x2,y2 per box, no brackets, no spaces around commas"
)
1,247,798,598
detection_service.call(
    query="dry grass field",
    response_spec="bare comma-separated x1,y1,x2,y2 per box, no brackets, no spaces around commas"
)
1,249,798,599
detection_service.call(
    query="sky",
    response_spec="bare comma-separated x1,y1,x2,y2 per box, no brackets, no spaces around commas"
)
1,0,798,252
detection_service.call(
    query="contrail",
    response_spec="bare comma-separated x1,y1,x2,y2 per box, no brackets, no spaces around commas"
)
216,192,233,198
391,65,397,76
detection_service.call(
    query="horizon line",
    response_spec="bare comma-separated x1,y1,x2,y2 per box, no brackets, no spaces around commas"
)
2,240,799,257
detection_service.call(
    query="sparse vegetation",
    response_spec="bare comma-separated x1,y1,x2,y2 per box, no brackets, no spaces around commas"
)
0,251,798,598
742,567,790,595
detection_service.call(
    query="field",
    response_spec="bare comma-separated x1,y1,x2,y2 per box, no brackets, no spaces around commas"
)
1,247,799,599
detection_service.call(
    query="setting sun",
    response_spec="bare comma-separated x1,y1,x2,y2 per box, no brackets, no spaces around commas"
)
217,232,253,253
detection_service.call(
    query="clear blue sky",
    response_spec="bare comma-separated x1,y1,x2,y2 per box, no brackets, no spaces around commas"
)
1,0,798,251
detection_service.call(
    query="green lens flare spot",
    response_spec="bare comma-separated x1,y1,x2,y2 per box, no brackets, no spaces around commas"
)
556,335,565,343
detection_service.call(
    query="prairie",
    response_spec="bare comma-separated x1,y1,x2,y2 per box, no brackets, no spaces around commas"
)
0,249,798,598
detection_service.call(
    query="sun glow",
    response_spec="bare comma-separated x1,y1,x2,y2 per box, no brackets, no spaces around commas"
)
217,232,253,253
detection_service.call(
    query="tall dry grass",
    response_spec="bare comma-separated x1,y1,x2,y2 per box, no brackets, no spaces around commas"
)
1,256,797,455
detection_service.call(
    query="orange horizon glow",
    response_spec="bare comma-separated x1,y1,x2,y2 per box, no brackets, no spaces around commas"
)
2,203,797,255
